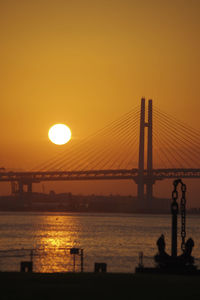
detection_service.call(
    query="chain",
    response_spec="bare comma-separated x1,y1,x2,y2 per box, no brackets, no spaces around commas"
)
172,179,186,252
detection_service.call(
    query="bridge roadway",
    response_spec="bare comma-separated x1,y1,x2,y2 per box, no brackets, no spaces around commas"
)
0,169,200,183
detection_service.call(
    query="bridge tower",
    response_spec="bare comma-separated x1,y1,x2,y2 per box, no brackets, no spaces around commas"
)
137,98,153,209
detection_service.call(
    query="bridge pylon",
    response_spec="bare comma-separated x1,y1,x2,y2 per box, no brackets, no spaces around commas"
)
137,98,154,210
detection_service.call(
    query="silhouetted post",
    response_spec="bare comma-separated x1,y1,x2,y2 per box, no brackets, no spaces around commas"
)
73,254,76,272
138,98,145,207
70,248,79,272
80,249,84,272
146,99,153,206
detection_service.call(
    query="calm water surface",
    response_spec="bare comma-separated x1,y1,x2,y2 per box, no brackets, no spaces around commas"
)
0,212,200,273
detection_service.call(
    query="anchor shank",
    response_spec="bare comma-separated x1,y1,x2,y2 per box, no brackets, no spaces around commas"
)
171,200,178,257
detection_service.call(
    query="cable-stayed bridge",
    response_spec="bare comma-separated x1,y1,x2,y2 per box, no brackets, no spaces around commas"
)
1,98,200,209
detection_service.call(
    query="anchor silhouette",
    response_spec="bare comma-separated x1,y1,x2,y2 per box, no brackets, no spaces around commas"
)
154,179,195,269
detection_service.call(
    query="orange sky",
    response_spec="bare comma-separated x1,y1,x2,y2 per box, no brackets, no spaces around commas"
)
0,0,200,202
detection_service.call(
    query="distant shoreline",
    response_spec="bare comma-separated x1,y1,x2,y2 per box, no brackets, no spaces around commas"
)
0,193,199,214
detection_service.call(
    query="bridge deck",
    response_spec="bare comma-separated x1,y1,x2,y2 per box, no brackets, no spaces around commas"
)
0,169,200,182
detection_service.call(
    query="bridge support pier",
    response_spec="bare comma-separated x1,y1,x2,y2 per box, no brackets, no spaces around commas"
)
11,181,33,209
137,98,154,211
146,179,154,209
11,181,33,195
146,99,153,208
138,98,145,209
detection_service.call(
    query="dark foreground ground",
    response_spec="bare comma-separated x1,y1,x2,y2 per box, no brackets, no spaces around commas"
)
1,272,200,300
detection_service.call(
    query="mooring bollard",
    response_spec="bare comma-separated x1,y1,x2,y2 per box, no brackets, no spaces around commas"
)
20,261,33,272
94,262,107,273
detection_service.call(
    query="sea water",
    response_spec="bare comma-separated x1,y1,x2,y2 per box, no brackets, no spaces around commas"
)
0,212,200,273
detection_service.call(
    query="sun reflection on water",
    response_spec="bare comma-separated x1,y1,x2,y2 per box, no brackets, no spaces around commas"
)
33,214,82,273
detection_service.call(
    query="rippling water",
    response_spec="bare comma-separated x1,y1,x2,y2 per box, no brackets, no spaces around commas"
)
0,212,200,273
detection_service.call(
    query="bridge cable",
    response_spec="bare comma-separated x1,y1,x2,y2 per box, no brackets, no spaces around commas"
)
36,107,140,171
42,109,140,171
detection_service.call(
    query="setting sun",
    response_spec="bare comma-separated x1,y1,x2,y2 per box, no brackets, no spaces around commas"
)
48,124,71,145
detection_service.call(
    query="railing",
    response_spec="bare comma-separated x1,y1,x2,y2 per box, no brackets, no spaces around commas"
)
0,247,84,273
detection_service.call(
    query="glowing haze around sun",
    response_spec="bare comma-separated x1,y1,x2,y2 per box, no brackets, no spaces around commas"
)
48,124,71,145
